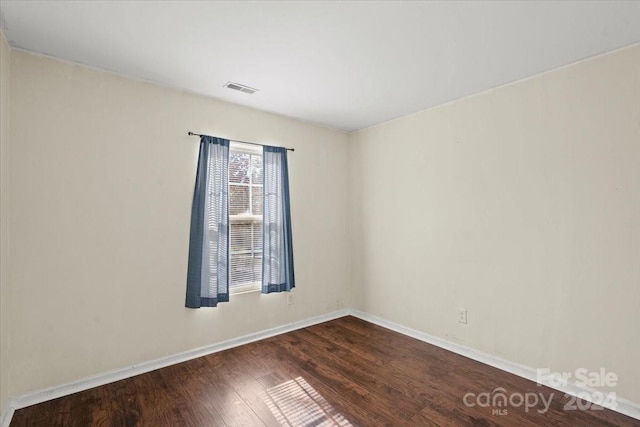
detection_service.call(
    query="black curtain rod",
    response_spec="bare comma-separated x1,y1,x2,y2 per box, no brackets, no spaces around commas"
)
188,132,294,152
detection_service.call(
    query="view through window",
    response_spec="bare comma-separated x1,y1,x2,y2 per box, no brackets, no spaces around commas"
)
229,143,263,291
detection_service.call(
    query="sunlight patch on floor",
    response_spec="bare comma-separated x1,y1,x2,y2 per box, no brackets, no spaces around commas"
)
263,377,353,427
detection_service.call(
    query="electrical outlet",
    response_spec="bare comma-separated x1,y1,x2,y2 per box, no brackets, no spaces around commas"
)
336,298,344,309
287,293,294,306
458,308,467,324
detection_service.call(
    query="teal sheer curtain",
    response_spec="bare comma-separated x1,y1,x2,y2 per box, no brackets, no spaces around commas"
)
185,136,230,308
262,146,295,293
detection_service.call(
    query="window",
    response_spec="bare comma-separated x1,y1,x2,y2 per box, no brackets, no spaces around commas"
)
229,142,262,292
185,135,294,308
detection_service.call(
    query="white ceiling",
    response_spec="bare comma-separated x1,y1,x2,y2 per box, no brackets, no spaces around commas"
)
1,1,639,131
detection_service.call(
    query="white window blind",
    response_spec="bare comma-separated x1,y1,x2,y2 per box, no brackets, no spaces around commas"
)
229,143,262,290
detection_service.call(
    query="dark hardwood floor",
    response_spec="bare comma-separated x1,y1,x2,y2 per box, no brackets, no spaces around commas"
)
10,316,639,426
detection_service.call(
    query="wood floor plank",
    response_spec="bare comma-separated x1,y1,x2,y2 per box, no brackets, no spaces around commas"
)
9,316,639,427
276,329,421,421
182,356,264,426
291,328,426,418
265,339,389,424
253,340,396,426
213,346,282,427
154,363,226,426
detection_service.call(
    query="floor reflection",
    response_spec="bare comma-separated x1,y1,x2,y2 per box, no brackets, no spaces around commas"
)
263,377,353,427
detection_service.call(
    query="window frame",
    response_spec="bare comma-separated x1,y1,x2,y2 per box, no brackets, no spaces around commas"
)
228,142,263,294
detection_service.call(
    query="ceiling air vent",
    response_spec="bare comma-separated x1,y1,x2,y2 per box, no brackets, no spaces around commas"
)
224,81,258,94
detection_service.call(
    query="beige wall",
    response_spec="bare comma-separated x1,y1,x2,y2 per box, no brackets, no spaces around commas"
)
5,50,351,400
349,45,640,403
0,30,11,412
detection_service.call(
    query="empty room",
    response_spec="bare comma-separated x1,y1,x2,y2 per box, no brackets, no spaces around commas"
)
0,1,639,426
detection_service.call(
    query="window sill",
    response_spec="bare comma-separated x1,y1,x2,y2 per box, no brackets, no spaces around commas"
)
230,282,261,295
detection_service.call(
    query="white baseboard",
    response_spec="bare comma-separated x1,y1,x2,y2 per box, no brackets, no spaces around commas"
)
0,309,350,427
2,308,638,426
349,309,640,421
0,407,13,427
